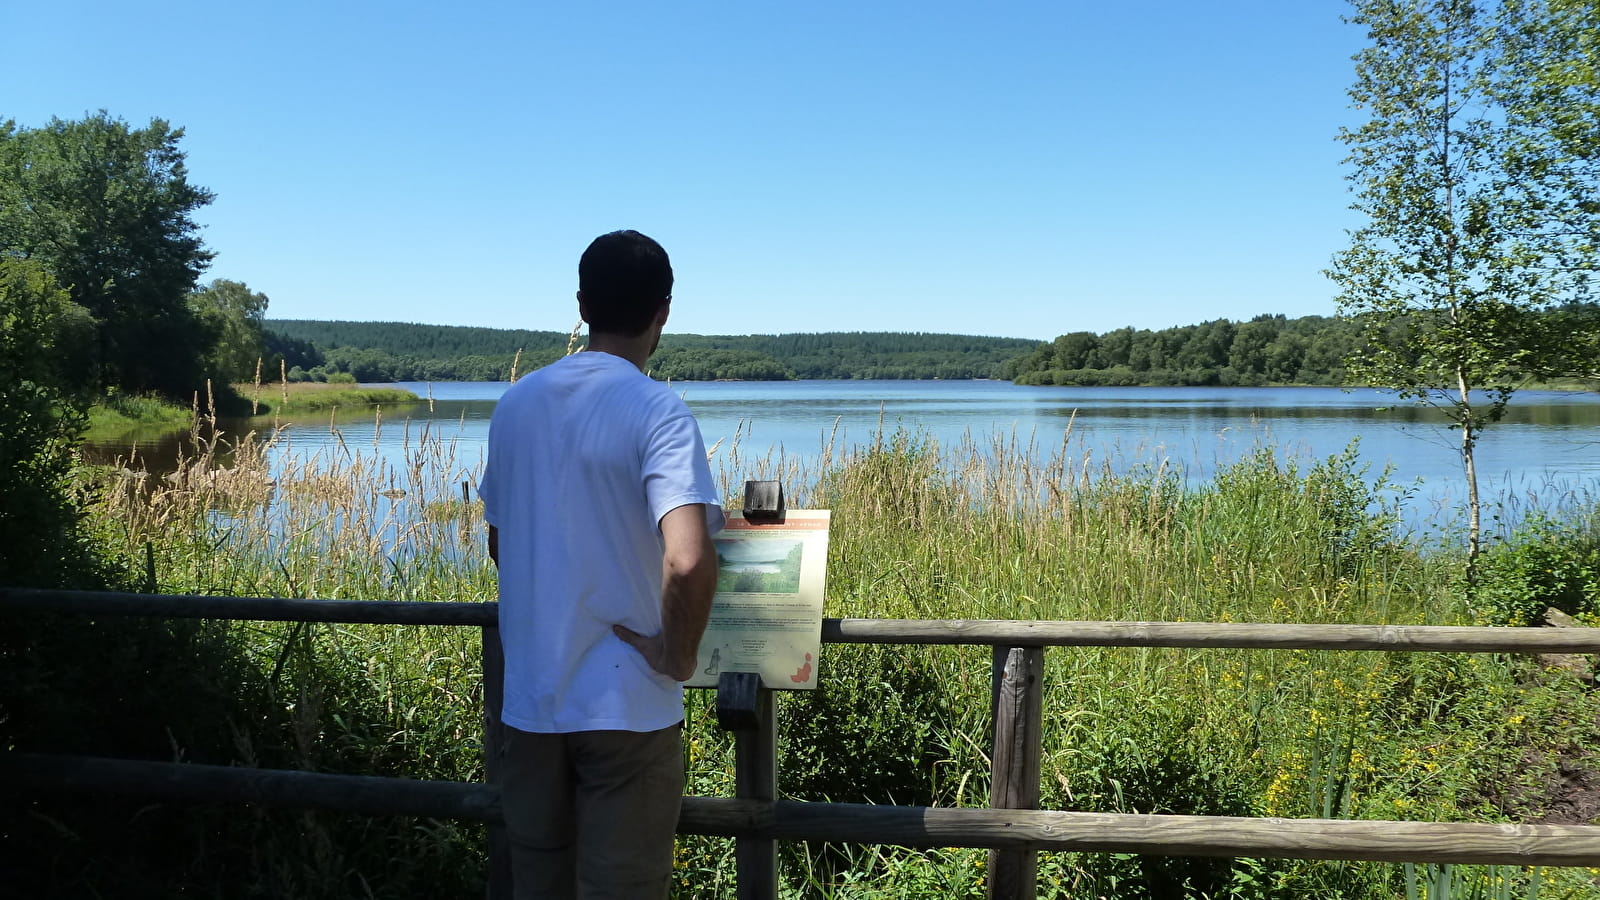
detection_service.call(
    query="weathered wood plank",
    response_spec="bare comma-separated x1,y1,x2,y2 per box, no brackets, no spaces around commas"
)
707,802,1600,868
6,752,500,820
482,625,511,900
732,685,778,900
823,618,1600,652
0,588,495,625
9,590,1599,654
988,646,1044,900
14,754,1600,866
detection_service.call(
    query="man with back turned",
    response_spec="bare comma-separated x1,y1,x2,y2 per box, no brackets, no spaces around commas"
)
479,230,723,899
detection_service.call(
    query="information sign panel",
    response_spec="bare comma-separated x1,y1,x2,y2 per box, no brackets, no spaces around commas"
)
684,510,830,690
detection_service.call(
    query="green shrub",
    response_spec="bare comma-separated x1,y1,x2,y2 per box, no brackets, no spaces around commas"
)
779,644,960,807
1049,695,1265,899
776,643,963,890
0,259,112,589
1472,512,1600,625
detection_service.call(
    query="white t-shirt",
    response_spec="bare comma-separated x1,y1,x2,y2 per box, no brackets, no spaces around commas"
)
479,351,725,733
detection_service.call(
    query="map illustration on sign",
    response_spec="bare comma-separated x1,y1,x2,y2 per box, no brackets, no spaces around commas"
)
685,510,829,691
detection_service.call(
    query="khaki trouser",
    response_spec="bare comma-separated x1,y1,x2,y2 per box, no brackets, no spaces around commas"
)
498,724,684,900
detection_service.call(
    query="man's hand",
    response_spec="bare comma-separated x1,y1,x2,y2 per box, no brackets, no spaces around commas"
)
612,624,694,682
613,503,718,682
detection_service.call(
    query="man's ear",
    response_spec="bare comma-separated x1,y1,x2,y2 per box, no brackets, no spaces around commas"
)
655,300,671,329
576,290,590,325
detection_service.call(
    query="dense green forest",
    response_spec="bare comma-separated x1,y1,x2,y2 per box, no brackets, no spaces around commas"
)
1003,314,1365,386
652,332,1041,379
265,319,1040,381
265,314,1380,385
265,320,573,382
262,305,1600,387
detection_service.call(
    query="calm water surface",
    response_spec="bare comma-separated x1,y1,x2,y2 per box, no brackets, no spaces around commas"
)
105,380,1600,529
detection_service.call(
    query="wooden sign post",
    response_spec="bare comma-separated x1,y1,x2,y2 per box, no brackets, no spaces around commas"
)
713,480,787,900
716,670,777,900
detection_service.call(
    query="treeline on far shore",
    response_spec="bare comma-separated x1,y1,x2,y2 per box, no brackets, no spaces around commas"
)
1004,314,1360,387
266,316,1361,385
265,320,1040,382
266,306,1599,387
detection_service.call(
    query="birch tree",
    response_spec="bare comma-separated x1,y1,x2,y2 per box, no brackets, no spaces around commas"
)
1330,0,1598,571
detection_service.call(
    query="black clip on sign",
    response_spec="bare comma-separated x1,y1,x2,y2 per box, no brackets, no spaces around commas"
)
742,479,785,525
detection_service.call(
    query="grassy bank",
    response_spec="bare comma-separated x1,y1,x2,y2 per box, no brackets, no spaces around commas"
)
83,383,420,444
235,381,420,415
83,391,194,439
11,425,1600,898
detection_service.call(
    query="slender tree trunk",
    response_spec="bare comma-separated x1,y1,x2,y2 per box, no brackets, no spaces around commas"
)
1461,423,1481,561
1457,363,1482,586
1441,17,1481,584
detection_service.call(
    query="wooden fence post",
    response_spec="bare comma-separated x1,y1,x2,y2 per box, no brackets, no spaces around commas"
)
988,645,1044,900
718,671,778,900
736,687,777,900
483,625,510,900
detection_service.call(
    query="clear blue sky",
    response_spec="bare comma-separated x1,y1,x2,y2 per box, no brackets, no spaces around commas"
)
9,1,1367,340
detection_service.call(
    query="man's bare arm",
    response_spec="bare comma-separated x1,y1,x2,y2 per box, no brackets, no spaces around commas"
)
613,504,718,681
488,524,499,567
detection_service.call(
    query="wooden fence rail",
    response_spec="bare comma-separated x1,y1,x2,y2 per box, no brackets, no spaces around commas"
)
12,752,1600,868
7,586,1600,900
10,588,1600,653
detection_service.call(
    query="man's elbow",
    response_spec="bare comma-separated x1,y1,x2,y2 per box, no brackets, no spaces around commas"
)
666,546,718,597
659,503,718,597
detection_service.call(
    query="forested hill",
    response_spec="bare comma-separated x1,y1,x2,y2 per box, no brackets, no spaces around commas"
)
649,332,1039,379
1004,314,1364,387
268,320,573,358
265,314,1412,386
264,319,1039,382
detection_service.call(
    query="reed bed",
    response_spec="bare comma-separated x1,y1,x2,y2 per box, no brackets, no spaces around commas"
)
64,416,1600,899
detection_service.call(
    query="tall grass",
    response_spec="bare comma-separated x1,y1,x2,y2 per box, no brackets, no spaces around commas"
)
28,418,1600,898
61,422,495,897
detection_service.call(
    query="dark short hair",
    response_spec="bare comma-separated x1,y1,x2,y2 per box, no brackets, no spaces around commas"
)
578,230,674,337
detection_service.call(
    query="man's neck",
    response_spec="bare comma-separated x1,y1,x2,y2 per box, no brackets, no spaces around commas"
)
584,331,656,372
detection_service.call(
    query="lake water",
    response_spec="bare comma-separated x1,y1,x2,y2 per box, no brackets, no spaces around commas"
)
103,380,1600,532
